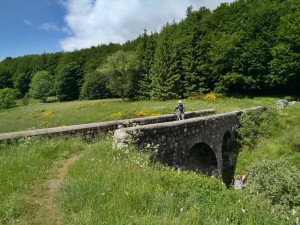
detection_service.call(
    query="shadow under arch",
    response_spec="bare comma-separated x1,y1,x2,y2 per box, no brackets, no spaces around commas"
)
222,131,239,186
181,142,218,176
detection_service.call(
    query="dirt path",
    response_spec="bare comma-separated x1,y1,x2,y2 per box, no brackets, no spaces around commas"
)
16,153,83,225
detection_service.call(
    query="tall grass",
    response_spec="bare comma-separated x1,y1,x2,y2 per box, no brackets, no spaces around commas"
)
0,97,298,224
0,137,86,224
236,103,300,173
0,97,278,133
58,139,290,225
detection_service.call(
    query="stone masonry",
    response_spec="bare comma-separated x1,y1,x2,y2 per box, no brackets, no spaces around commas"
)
0,109,215,143
114,106,266,180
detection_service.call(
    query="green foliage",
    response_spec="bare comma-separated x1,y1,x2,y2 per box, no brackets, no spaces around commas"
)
150,24,181,100
55,62,84,101
245,159,300,207
29,70,54,102
235,108,277,149
80,71,113,100
180,7,211,97
0,65,13,89
0,0,300,98
21,92,30,106
13,61,33,96
215,72,256,94
0,88,17,109
98,50,138,101
269,6,300,94
134,30,157,100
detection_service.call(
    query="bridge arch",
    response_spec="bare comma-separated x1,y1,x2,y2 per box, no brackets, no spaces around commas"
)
222,130,238,185
182,142,218,176
222,131,232,153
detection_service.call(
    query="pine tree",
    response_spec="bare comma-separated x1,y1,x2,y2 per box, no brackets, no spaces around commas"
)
135,30,157,100
180,7,211,97
150,24,180,100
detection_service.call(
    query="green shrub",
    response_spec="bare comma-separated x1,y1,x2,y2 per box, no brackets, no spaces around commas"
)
21,92,30,105
235,107,277,149
29,70,54,102
215,72,256,94
0,88,17,109
244,159,300,207
55,62,83,101
80,71,114,100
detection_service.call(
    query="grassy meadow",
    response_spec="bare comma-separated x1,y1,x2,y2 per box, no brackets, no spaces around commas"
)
0,96,299,224
0,137,297,225
0,96,278,133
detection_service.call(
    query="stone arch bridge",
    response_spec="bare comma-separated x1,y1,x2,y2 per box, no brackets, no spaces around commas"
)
114,106,265,184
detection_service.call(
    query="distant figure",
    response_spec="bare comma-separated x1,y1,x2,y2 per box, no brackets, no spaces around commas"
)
174,100,185,120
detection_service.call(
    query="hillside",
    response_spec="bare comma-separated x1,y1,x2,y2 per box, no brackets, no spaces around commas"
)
0,97,299,224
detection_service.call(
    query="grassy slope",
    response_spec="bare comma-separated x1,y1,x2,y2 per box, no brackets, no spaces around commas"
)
58,139,288,225
236,103,300,172
0,96,277,133
0,97,299,224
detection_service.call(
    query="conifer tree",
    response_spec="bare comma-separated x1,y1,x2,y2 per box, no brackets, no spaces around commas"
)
135,30,157,100
150,24,181,100
180,7,211,97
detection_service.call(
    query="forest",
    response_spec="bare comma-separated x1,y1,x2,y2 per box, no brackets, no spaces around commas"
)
0,0,299,105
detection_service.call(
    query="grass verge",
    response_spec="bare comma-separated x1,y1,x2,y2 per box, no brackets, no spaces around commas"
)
0,136,86,224
58,139,292,225
236,103,300,173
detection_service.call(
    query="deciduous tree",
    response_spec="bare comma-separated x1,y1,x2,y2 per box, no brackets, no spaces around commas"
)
29,70,54,102
55,62,83,101
98,50,138,101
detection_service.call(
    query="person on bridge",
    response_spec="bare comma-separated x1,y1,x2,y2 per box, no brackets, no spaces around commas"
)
174,100,185,120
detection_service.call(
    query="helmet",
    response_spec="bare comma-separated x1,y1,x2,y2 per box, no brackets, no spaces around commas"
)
178,100,182,104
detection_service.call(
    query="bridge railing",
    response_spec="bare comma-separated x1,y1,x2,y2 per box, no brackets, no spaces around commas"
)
113,106,267,150
0,109,216,143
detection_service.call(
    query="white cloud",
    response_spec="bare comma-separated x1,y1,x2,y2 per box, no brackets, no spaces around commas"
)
24,19,66,34
40,22,61,32
24,19,34,26
59,0,235,51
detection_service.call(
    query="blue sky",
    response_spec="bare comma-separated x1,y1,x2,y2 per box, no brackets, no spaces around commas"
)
0,0,234,62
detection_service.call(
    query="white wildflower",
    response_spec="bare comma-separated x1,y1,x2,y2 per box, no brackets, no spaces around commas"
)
242,208,246,214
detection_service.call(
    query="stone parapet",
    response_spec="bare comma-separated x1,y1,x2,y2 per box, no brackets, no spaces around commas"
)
113,106,266,178
0,109,215,143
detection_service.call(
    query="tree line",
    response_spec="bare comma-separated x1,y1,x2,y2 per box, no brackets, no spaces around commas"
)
0,0,299,106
